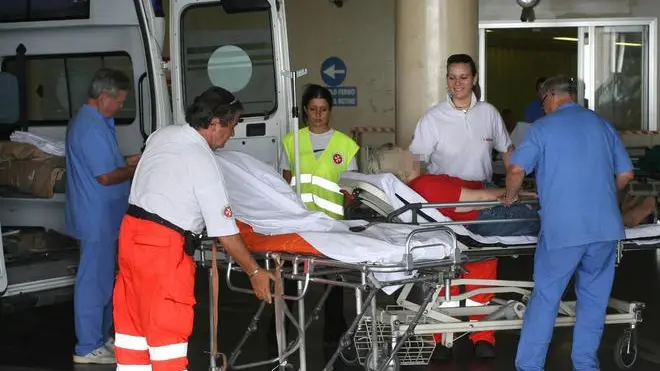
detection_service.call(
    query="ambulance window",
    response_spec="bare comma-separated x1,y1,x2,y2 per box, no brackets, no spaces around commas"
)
0,0,90,23
1,52,136,126
181,4,277,117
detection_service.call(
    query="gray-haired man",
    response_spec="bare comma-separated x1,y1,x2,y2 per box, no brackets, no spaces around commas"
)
65,68,141,364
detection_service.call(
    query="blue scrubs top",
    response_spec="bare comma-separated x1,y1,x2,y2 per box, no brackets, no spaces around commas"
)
523,98,545,123
510,102,633,249
65,105,130,241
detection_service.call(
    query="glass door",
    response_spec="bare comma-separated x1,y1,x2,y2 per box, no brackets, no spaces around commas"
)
589,25,650,130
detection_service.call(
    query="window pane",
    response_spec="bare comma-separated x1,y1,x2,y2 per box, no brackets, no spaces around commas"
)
181,4,277,117
594,26,647,130
1,52,135,125
0,0,90,23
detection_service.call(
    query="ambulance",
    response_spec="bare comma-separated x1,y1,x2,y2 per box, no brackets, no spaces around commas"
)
0,0,295,309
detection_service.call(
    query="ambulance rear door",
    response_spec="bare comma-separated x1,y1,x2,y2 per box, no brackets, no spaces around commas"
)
169,0,294,169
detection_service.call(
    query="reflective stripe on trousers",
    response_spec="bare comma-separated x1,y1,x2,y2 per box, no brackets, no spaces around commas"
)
113,215,196,371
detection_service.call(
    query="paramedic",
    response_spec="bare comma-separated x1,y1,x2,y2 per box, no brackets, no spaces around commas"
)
280,84,360,350
112,87,274,371
409,53,514,358
65,68,141,365
522,77,547,123
502,75,634,371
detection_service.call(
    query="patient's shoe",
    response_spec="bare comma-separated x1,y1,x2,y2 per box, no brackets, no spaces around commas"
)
474,340,496,358
73,345,117,364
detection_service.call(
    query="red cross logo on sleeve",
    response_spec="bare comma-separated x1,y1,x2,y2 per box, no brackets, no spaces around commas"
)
223,206,233,218
332,152,343,165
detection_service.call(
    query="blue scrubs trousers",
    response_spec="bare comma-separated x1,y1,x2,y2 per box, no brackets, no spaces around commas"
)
74,239,117,356
515,239,617,371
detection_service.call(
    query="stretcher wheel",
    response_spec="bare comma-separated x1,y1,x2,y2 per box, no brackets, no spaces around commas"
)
364,348,399,371
614,329,638,370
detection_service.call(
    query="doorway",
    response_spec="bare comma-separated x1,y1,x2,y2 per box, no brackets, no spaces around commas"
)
484,27,578,124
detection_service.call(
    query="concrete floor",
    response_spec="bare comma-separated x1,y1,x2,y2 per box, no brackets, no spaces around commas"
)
1,250,659,371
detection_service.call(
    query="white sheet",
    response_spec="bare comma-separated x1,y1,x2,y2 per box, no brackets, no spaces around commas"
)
340,172,660,246
10,131,65,157
213,150,457,292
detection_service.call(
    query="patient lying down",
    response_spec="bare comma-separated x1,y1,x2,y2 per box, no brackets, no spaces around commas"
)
366,146,655,236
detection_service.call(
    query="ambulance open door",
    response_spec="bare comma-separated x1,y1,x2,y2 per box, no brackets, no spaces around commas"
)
168,0,294,169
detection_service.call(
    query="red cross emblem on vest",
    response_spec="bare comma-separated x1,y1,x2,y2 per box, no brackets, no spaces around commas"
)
332,152,343,165
223,206,233,218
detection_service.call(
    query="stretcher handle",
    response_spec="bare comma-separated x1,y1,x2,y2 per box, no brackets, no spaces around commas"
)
224,260,311,301
386,199,538,222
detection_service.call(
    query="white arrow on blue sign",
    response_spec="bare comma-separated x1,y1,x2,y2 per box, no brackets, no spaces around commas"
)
320,56,347,87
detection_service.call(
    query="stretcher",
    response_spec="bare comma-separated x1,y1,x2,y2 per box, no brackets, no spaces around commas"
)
195,221,469,371
333,171,659,371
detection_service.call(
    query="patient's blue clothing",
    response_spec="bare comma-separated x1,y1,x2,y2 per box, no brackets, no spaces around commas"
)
468,204,540,237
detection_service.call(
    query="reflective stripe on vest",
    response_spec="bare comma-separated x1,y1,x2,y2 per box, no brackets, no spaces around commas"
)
290,174,342,193
300,193,344,216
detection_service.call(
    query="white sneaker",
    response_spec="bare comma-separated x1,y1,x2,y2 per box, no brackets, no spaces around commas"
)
73,345,117,364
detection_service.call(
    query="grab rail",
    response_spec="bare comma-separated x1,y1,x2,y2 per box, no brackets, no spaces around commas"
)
386,199,539,224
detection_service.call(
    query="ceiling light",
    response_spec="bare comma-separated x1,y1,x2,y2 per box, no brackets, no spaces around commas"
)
553,36,641,46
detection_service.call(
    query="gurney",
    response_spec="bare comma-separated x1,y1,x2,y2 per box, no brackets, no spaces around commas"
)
334,171,655,371
191,151,473,371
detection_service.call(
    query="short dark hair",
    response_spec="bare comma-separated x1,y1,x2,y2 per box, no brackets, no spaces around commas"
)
184,87,244,129
88,68,131,99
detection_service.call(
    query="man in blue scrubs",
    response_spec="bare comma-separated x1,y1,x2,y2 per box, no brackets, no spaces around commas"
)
66,68,141,364
522,77,547,123
501,75,634,370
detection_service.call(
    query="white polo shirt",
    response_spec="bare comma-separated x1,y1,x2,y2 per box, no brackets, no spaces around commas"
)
129,124,239,237
409,94,512,181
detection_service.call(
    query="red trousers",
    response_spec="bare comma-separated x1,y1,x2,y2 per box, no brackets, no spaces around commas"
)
433,258,498,345
113,215,196,371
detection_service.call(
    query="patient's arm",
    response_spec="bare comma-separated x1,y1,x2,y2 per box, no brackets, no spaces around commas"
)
456,188,506,212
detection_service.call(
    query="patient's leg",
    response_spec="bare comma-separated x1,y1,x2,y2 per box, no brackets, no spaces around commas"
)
622,196,656,227
467,204,540,236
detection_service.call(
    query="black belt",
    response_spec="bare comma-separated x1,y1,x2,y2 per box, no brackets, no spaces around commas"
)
126,204,201,256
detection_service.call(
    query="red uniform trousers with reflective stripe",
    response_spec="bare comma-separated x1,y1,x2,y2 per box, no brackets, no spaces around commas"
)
433,258,498,345
113,215,196,371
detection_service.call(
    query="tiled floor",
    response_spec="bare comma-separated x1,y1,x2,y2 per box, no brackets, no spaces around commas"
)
0,249,659,371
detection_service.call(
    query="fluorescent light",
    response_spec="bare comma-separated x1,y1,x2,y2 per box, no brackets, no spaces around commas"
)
486,30,493,33
552,36,641,46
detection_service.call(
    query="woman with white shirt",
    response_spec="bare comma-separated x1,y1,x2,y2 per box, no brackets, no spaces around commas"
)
409,54,513,182
408,54,514,361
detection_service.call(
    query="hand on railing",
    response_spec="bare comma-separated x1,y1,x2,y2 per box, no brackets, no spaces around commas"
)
249,269,275,304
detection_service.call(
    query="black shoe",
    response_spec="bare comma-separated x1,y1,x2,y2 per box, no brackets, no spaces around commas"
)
473,341,496,358
430,345,452,361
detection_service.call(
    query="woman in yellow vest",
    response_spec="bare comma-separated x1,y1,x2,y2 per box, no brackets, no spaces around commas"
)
280,84,359,354
281,84,360,220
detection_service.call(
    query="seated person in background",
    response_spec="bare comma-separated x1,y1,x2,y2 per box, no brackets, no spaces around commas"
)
367,145,540,237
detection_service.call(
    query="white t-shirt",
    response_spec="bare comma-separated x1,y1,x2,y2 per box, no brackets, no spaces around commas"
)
279,129,358,171
409,94,512,181
129,124,239,237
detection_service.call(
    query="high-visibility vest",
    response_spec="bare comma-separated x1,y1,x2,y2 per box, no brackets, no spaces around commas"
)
282,127,359,219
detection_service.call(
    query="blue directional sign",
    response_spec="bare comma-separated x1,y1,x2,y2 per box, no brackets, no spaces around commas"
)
321,56,347,87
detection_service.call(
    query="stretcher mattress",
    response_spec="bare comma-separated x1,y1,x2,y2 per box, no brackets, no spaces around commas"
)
213,151,459,291
340,172,660,247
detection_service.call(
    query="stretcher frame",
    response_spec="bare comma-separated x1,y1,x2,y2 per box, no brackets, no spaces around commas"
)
337,180,652,370
192,180,656,371
195,224,471,371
